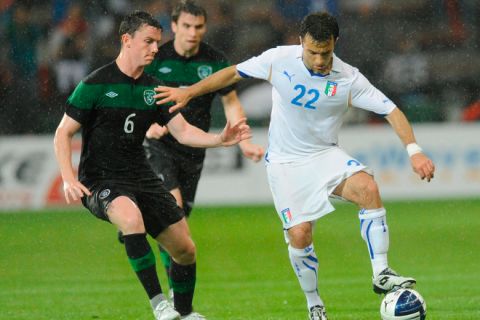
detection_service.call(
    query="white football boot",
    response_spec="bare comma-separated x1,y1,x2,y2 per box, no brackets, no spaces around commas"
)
309,305,328,320
154,300,181,320
373,267,416,294
180,312,206,319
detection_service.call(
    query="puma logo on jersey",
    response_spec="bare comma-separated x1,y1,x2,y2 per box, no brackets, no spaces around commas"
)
283,70,295,82
158,67,172,73
105,91,118,98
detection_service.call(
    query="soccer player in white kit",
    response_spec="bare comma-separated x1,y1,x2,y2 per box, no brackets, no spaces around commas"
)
154,12,435,320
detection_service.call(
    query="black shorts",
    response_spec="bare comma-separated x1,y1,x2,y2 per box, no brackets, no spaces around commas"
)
144,140,204,216
81,179,184,238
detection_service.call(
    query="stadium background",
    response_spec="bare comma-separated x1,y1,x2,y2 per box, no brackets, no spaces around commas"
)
1,1,479,319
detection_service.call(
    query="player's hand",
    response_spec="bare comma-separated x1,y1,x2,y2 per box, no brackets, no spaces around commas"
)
410,153,435,182
239,141,265,162
219,118,252,147
146,123,169,139
154,86,192,113
63,179,91,204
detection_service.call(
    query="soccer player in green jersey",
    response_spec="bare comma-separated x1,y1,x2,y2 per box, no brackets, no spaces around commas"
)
53,11,250,320
118,0,265,297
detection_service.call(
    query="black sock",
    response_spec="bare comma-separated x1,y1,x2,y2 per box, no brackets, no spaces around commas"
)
123,233,162,299
170,260,196,316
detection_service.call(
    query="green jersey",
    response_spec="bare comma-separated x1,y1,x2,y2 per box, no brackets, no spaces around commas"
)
144,41,235,159
66,61,177,184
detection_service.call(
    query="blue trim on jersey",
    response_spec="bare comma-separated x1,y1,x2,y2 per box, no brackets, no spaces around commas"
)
366,220,374,259
237,70,252,78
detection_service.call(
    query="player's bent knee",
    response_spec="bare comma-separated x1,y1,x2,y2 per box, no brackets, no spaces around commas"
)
118,214,145,234
356,178,381,207
170,240,196,265
287,223,313,248
364,179,380,198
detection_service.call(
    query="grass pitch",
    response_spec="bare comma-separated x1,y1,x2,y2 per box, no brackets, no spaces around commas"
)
1,199,479,319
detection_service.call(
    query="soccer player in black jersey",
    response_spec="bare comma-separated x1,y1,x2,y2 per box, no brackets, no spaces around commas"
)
120,0,265,296
53,11,250,320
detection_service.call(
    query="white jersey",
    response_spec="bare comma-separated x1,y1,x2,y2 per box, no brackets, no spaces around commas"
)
237,45,396,163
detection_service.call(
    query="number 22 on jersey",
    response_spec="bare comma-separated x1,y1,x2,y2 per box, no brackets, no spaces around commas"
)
290,84,320,110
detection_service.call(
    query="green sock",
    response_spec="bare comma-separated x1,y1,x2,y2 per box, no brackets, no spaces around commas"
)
158,244,173,290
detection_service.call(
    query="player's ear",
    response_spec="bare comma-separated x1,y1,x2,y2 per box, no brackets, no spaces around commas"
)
121,33,132,48
171,21,178,34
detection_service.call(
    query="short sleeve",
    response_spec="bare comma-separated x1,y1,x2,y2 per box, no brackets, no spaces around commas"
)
236,48,277,80
350,71,396,115
65,81,98,124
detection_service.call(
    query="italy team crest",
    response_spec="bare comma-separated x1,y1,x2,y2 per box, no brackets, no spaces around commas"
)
143,89,155,105
325,81,337,97
281,208,293,224
197,65,213,79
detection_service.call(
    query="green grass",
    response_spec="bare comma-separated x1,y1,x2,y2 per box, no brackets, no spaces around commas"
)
1,199,479,319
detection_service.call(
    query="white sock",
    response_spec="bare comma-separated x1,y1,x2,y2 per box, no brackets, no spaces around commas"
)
359,208,389,277
288,244,324,308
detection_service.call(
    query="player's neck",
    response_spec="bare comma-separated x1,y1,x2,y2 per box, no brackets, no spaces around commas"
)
116,53,144,79
173,39,200,58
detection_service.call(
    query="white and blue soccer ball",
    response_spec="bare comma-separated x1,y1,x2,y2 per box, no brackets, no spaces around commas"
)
380,288,427,320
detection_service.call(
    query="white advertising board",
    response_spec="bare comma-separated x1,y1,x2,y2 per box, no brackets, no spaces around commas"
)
197,123,480,204
0,123,479,210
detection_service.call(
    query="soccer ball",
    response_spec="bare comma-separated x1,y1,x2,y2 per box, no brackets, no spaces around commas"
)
380,288,427,320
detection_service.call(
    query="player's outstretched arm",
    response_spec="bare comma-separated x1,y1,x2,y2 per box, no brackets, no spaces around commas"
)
166,113,251,148
385,107,435,182
222,90,265,162
154,65,244,113
53,114,92,203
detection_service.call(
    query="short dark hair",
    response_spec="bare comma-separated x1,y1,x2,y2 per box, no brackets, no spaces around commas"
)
171,0,207,23
300,12,339,43
118,10,162,36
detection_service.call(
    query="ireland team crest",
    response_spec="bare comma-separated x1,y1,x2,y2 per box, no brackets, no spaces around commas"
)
197,65,213,79
143,89,155,105
325,81,338,97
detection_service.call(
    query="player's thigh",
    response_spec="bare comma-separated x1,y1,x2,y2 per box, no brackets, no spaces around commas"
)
170,188,183,207
82,182,140,225
107,196,145,234
333,171,382,208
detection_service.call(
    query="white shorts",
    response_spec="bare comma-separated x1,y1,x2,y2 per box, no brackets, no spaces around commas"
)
266,147,371,230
